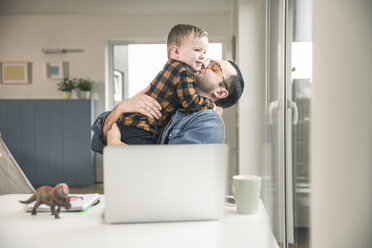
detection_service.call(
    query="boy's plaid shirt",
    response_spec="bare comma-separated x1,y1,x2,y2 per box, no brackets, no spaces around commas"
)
119,59,214,135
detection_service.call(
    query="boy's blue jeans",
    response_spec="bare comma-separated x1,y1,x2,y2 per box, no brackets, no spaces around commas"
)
118,124,158,144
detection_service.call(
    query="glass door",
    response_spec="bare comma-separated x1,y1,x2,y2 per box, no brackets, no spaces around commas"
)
286,0,312,247
265,0,286,245
265,0,311,247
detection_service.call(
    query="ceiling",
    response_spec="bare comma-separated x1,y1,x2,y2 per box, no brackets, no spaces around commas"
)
0,0,232,15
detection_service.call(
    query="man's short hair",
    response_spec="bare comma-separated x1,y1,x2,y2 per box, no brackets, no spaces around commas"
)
215,61,244,108
167,24,208,58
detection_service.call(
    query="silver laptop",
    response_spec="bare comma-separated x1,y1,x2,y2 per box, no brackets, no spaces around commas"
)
103,144,228,224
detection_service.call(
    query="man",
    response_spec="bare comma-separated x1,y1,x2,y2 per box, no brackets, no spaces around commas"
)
91,59,244,152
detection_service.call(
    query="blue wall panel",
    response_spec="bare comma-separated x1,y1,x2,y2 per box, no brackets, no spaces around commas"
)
34,100,49,185
62,100,77,185
0,103,6,140
48,101,63,185
6,101,22,164
20,100,35,183
0,99,95,186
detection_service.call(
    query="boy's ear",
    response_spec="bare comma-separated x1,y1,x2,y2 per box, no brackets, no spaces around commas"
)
170,46,180,58
212,88,229,99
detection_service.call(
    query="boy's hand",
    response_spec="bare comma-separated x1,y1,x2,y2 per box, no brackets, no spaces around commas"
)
213,104,223,115
215,106,223,116
213,104,223,116
107,122,125,146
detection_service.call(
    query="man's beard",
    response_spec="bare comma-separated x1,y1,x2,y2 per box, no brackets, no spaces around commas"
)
195,74,214,94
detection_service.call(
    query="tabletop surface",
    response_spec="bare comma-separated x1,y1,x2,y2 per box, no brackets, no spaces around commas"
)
0,194,278,248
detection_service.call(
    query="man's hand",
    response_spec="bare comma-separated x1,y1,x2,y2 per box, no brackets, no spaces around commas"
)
118,85,162,119
102,85,162,139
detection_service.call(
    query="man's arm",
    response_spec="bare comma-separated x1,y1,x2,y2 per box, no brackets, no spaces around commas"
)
102,86,162,140
91,86,162,154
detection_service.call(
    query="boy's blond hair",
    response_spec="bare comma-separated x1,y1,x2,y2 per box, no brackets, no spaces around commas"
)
167,24,208,59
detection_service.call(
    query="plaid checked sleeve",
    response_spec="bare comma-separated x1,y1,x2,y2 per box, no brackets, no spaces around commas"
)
119,60,215,135
175,68,215,111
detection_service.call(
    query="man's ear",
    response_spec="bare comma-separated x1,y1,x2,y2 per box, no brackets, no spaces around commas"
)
212,88,229,99
170,46,180,59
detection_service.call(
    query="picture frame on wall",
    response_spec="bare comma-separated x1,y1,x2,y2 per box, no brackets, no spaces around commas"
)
47,62,69,79
0,62,32,84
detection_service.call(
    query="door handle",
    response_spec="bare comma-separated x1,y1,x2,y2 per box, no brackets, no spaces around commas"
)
288,100,298,125
268,100,281,124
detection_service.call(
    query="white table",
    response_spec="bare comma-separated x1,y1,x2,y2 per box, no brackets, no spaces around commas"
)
0,194,278,248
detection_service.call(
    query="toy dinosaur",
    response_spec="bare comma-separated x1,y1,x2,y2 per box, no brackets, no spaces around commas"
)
19,183,72,219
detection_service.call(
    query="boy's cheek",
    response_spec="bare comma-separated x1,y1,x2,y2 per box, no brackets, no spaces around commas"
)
193,64,202,72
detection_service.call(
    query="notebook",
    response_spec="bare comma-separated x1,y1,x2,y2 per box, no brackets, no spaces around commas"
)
103,144,228,224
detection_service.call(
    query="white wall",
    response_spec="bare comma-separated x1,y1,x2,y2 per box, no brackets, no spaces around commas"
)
312,0,372,247
0,12,232,117
0,0,269,187
0,12,233,182
236,0,266,176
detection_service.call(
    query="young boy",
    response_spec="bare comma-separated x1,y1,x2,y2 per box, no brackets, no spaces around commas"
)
117,24,215,144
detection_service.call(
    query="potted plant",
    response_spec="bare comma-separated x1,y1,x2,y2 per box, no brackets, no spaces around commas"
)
76,78,94,99
57,78,76,99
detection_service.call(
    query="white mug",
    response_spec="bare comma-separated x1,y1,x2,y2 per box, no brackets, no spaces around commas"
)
232,175,262,214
